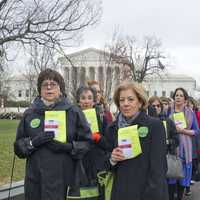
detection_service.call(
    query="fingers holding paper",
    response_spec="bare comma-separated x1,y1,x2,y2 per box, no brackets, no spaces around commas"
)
111,147,126,162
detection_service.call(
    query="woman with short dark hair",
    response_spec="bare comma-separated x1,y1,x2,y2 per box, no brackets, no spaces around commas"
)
76,85,108,171
14,68,92,200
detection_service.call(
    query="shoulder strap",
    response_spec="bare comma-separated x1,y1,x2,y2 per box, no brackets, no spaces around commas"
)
74,160,89,187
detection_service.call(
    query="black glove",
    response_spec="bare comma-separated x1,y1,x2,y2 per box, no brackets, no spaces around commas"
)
31,131,54,148
46,141,73,153
14,137,35,158
71,141,90,160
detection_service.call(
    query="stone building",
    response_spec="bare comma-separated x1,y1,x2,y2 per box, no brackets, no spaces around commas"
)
58,47,128,101
143,74,196,98
1,75,37,103
1,48,197,106
58,47,197,101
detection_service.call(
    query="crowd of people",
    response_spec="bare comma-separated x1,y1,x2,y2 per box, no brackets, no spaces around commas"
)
14,68,200,200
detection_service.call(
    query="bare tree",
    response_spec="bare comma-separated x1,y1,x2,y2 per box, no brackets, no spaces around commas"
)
126,36,166,82
27,42,59,75
21,40,62,102
104,66,115,105
22,66,37,103
0,47,4,71
0,67,14,106
100,35,127,105
0,0,102,64
105,32,166,83
0,49,7,98
70,66,78,102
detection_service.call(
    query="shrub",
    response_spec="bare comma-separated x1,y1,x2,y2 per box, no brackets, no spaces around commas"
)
5,100,30,107
0,112,23,119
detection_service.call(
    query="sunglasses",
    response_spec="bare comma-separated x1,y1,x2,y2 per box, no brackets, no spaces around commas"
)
152,104,161,108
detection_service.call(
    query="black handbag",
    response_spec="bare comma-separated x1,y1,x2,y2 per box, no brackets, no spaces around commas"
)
166,154,184,179
66,160,100,200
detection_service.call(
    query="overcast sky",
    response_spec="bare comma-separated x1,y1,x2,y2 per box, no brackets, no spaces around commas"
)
73,0,200,83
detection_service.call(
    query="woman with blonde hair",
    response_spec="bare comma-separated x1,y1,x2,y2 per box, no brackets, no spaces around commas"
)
104,81,168,200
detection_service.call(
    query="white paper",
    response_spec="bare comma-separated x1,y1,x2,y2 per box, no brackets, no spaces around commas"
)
44,119,59,136
118,139,133,158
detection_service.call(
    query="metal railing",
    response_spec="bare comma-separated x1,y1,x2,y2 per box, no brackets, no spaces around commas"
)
0,181,24,200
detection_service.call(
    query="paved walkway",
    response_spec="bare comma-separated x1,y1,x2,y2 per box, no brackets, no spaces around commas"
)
183,181,200,200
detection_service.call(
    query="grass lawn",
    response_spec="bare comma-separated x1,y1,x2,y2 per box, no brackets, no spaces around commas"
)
0,119,25,186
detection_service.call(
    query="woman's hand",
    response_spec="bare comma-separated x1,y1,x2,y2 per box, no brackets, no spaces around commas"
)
176,125,184,133
176,125,195,136
111,147,126,162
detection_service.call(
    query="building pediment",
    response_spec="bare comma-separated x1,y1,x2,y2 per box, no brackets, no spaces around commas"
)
58,47,129,68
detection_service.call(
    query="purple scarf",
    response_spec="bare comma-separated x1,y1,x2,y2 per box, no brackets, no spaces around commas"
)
170,106,194,163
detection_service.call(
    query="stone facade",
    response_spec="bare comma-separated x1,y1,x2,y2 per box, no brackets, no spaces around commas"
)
2,48,197,105
143,74,196,98
59,48,197,100
2,75,37,103
58,48,127,101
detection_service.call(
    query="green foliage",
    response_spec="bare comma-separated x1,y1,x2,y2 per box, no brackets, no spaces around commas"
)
0,120,25,186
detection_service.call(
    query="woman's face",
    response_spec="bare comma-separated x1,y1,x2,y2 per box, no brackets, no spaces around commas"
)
151,100,161,115
174,89,186,107
162,101,169,113
40,79,61,102
91,84,101,103
79,90,95,110
188,101,194,110
119,89,142,118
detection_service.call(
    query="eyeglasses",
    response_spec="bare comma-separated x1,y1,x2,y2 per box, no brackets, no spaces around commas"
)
96,90,101,94
152,104,161,108
41,82,58,89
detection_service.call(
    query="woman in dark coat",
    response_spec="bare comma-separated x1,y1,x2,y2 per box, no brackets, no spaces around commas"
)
14,69,92,200
76,86,109,178
148,96,179,200
104,81,168,200
87,80,114,124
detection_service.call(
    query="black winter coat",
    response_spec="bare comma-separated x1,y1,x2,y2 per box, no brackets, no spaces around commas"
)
159,115,179,155
14,97,92,200
82,107,109,181
104,111,168,200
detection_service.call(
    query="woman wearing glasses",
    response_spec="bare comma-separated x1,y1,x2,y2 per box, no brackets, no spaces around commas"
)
148,96,179,200
14,69,92,200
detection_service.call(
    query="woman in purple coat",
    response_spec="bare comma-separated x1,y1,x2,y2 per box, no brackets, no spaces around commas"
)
170,88,199,200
